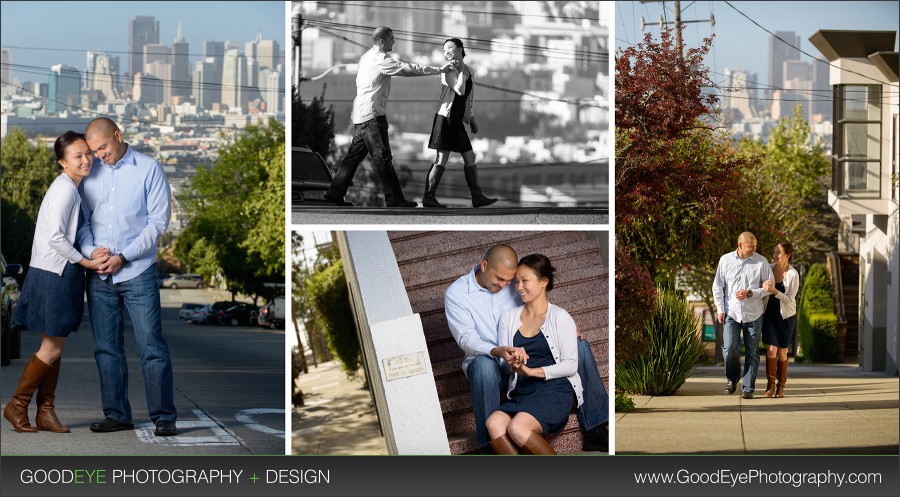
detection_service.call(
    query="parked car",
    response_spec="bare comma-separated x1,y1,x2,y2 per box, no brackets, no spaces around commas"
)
257,296,285,329
1,252,23,367
216,303,259,327
162,274,206,289
292,146,334,206
202,301,238,325
157,273,174,288
187,304,211,324
179,303,205,320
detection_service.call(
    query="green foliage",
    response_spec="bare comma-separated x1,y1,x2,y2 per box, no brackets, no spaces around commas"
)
292,85,335,160
615,392,635,413
306,259,360,377
615,247,656,364
616,287,704,396
797,263,839,362
177,119,285,299
0,128,57,267
291,232,333,366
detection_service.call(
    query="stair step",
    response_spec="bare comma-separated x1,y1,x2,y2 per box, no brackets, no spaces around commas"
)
389,231,586,266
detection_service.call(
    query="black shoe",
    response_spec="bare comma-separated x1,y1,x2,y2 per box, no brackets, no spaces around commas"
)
154,420,177,437
582,423,609,452
725,380,737,395
386,200,417,208
323,193,353,206
741,391,753,399
90,417,135,432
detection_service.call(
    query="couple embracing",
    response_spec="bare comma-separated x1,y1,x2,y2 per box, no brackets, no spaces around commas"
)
4,118,176,437
445,245,610,454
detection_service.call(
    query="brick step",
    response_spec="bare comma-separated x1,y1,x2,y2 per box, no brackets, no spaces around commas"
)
448,415,588,455
389,231,584,265
408,264,608,316
396,238,599,289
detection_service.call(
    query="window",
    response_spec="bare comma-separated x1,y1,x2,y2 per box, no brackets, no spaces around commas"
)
833,85,882,197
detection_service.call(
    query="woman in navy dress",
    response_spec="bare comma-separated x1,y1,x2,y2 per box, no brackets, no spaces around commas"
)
486,254,582,454
422,38,497,209
761,242,799,397
4,132,109,433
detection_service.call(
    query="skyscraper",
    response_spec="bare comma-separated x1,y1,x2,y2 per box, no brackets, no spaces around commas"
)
171,19,191,100
92,52,120,101
49,64,82,113
1,49,13,98
129,15,159,76
222,48,247,111
768,31,801,95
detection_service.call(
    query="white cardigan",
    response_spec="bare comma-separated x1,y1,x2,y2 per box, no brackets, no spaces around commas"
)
436,64,474,124
497,303,583,407
769,264,799,319
29,173,83,275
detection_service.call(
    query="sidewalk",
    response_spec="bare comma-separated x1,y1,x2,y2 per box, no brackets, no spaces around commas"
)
291,360,388,455
615,362,899,454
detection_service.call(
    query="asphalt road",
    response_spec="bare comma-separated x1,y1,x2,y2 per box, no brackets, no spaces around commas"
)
0,288,286,455
292,206,609,225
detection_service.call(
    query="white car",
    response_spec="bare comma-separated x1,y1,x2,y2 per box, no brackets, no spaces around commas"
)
179,303,205,320
187,304,210,324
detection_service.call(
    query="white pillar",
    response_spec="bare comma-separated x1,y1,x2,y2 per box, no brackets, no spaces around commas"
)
336,231,450,454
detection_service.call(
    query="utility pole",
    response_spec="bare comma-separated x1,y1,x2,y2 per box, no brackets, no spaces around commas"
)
291,7,302,88
640,0,715,59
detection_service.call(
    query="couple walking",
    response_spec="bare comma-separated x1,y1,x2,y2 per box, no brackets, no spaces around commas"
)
713,232,799,400
445,245,610,454
323,26,497,209
4,118,177,437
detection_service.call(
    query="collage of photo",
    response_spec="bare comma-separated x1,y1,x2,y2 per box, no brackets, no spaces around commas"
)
1,1,898,496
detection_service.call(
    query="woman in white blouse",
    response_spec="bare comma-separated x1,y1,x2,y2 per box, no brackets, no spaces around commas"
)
761,242,800,398
4,131,109,433
485,254,581,454
421,38,497,209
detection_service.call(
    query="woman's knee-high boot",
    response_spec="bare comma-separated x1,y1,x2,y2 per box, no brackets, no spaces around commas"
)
35,357,70,433
3,355,50,433
520,432,557,455
422,164,447,208
489,434,521,455
463,164,497,208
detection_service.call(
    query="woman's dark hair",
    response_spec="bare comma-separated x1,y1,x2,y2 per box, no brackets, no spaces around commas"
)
518,254,555,292
444,38,466,58
778,241,794,262
54,131,87,166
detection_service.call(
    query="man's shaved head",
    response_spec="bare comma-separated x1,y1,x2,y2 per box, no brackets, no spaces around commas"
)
737,231,758,259
372,26,392,44
483,244,517,271
85,117,119,140
738,232,757,245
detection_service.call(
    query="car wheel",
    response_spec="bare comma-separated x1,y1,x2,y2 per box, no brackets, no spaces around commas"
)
229,318,239,327
170,284,178,289
197,283,205,289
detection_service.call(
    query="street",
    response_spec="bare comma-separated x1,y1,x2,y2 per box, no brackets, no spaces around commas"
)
0,289,285,455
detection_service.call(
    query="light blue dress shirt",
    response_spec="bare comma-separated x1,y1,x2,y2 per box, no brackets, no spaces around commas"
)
444,265,521,377
712,250,774,323
77,144,171,283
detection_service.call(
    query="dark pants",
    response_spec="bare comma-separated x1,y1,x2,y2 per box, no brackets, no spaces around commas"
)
326,115,407,205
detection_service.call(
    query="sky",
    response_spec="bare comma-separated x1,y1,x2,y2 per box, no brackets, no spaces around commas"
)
1,1,285,84
614,1,899,86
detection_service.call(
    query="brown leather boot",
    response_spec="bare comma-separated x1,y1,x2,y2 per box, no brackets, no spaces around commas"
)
763,355,777,397
35,357,70,433
775,359,788,398
489,434,521,455
3,355,50,433
520,432,557,455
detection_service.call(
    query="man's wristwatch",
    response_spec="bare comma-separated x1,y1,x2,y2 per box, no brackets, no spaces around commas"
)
118,254,128,265
747,289,753,298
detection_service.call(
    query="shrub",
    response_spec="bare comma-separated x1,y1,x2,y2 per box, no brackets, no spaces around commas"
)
615,392,636,413
616,286,704,395
615,247,657,364
307,261,360,376
797,263,839,362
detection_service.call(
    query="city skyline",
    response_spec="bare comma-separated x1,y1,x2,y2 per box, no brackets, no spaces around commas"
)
614,1,899,88
1,1,285,85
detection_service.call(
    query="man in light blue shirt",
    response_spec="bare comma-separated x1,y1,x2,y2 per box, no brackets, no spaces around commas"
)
712,232,774,399
445,244,610,452
77,117,177,436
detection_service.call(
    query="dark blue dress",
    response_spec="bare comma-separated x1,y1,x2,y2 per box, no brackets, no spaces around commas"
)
762,281,793,348
15,263,85,337
497,330,575,435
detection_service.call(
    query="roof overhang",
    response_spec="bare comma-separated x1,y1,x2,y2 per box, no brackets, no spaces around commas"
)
809,30,896,61
868,51,899,83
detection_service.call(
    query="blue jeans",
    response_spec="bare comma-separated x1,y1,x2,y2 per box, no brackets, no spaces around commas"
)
326,115,407,205
87,263,176,424
467,339,610,447
722,315,763,393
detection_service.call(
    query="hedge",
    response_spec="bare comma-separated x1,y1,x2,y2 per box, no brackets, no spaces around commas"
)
797,263,839,362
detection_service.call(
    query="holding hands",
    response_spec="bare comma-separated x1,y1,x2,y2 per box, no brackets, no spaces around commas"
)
82,246,111,271
762,279,777,295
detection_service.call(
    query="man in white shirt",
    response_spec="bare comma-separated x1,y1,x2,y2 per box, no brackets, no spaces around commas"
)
323,26,456,208
712,232,774,399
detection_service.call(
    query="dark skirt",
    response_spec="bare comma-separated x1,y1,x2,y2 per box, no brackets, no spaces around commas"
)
427,113,473,153
497,331,575,435
762,284,794,348
14,263,85,337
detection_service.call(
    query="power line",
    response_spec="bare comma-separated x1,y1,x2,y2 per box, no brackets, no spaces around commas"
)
311,1,604,23
1,44,285,61
722,1,891,86
307,26,605,109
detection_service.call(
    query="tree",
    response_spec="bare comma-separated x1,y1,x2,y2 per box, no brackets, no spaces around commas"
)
177,119,285,300
293,85,335,160
1,128,56,267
